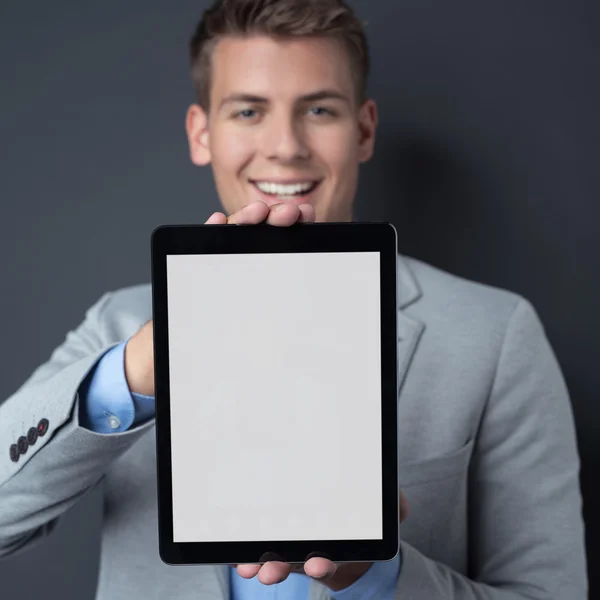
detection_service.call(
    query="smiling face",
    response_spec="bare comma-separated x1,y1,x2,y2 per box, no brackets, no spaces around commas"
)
185,35,378,222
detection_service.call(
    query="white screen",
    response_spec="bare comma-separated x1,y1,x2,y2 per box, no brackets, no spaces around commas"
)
167,252,382,543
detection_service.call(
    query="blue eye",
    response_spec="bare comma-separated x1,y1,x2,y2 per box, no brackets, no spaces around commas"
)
237,109,257,119
309,107,331,116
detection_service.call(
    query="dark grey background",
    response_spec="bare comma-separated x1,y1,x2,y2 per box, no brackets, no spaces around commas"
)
1,1,598,598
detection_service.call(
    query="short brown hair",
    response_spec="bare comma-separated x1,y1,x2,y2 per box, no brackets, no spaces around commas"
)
188,0,370,111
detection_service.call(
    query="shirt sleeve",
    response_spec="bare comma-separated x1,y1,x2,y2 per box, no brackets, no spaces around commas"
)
78,340,156,433
328,551,401,600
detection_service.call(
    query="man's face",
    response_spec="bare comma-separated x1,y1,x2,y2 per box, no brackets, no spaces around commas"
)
186,35,378,222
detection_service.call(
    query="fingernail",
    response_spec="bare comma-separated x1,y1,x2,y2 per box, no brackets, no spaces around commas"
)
274,203,286,212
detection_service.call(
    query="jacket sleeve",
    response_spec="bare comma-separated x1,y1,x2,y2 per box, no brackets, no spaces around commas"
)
391,298,588,599
0,292,155,559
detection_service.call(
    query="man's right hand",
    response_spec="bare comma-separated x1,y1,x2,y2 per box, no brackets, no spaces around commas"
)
123,200,315,396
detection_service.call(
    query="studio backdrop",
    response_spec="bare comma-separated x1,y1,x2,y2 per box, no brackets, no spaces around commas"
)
0,1,598,598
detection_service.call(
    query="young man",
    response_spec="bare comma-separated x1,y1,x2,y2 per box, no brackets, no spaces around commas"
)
0,0,588,598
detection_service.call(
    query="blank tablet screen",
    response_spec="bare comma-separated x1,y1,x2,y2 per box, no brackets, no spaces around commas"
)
165,251,382,543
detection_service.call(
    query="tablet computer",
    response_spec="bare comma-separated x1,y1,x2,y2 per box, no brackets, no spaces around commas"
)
151,221,398,566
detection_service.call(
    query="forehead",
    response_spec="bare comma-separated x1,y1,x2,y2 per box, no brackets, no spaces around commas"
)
209,35,355,103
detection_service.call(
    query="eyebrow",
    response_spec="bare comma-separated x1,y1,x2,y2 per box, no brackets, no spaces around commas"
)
219,89,350,109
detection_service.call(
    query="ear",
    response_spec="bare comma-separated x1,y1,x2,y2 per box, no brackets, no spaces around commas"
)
185,104,211,166
357,98,378,163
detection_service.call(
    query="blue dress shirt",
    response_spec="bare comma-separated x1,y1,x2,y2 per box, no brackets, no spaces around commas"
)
78,341,402,598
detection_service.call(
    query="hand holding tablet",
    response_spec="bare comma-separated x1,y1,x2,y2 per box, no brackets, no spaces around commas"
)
236,491,408,588
150,201,399,573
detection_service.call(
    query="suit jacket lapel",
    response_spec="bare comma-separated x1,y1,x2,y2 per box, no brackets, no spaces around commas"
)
396,254,425,395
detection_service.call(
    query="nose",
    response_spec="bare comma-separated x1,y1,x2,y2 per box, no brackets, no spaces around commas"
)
263,113,310,162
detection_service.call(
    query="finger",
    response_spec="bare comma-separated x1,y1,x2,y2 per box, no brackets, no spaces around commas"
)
204,212,227,225
303,557,338,580
265,203,302,226
227,201,270,225
400,490,409,523
236,564,261,579
297,203,316,223
257,561,292,585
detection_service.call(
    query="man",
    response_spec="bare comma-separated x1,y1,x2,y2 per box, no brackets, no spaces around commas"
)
0,0,588,598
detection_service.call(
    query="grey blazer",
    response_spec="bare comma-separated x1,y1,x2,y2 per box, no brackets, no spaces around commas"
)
0,254,588,599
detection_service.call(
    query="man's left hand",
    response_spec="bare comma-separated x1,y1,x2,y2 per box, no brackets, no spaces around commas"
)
234,490,409,591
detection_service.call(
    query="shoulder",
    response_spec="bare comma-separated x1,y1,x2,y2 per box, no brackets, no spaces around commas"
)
400,254,544,355
402,254,528,318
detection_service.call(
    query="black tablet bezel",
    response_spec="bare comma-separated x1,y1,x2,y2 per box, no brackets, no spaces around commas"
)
151,222,398,565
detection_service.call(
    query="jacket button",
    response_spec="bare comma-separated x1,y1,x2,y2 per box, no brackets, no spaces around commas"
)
27,427,38,445
9,444,19,462
17,436,28,455
37,418,49,436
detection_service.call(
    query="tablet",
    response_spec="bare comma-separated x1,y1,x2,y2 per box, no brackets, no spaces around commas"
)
151,221,398,566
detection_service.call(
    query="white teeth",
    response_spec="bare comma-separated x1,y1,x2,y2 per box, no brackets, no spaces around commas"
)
255,181,315,196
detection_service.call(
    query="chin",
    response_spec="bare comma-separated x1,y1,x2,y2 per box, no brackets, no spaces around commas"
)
316,206,353,223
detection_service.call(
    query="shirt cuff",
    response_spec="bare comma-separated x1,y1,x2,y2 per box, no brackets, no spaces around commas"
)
79,340,155,433
328,551,402,600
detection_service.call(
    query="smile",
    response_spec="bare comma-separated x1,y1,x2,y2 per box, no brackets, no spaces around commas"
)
250,180,320,197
